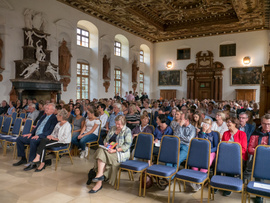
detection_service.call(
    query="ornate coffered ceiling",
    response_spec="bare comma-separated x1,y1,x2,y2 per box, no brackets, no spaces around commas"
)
58,0,270,42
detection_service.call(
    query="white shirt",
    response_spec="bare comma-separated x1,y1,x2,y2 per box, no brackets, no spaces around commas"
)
211,121,228,137
99,113,108,129
84,119,101,136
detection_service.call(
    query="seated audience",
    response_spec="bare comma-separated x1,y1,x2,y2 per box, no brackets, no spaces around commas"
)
0,100,9,115
32,109,71,172
167,107,177,122
121,102,129,116
126,104,140,131
131,114,153,152
191,111,203,134
170,110,182,131
23,103,39,123
173,113,196,167
222,117,248,161
153,114,173,155
15,100,22,113
97,103,109,143
238,112,255,145
190,119,219,191
106,103,123,130
72,109,100,159
251,102,259,118
246,110,256,129
151,101,159,116
6,101,16,116
211,111,228,140
13,103,58,171
34,103,45,125
72,107,85,137
245,114,270,203
90,115,132,193
140,101,152,115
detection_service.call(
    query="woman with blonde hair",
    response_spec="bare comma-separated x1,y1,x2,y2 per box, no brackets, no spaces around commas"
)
191,111,203,134
126,104,140,130
170,110,182,131
211,111,228,139
90,115,132,193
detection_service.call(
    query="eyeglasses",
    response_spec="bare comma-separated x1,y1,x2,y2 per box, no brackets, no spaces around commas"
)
262,123,270,126
239,117,248,119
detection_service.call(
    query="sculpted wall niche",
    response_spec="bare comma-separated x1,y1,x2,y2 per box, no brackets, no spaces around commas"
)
11,8,62,102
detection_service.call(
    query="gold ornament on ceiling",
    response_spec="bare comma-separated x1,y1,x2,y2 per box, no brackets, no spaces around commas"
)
58,0,269,42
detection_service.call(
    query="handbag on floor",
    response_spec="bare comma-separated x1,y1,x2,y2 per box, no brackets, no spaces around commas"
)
86,168,96,185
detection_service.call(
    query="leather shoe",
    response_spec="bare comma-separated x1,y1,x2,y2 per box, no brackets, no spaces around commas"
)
92,175,105,182
24,163,36,171
35,164,46,172
89,185,103,193
13,159,27,166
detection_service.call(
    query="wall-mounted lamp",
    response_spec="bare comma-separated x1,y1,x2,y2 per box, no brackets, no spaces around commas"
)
243,56,251,65
166,61,173,69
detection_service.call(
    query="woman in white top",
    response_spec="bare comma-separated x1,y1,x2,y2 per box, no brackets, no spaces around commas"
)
72,108,100,158
32,109,71,172
211,111,228,140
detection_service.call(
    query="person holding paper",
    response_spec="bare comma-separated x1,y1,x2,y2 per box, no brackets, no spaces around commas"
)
89,115,132,193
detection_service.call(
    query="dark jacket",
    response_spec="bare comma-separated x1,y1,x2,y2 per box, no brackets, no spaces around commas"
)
248,127,270,155
239,123,255,145
31,114,58,139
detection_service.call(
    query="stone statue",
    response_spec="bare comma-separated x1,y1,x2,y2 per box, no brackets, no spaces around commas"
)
132,60,139,83
24,9,34,29
58,39,72,76
0,37,3,69
103,55,110,80
32,12,42,30
36,40,46,61
25,30,33,46
20,61,39,79
45,63,60,81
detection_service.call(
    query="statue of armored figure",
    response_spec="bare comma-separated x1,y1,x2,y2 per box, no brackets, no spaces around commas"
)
132,60,139,83
58,39,72,76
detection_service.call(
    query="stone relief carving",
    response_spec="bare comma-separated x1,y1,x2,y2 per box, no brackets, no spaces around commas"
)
45,63,60,81
20,61,39,79
35,40,46,61
24,8,48,32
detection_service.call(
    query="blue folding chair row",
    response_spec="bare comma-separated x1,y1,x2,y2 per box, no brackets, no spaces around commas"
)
0,117,13,147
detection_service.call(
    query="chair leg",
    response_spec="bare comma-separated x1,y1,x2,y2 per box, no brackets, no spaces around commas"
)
68,152,73,164
139,172,142,197
143,172,147,197
248,193,250,203
178,181,181,192
201,183,204,203
3,141,7,155
184,181,186,192
131,171,134,181
172,178,176,203
208,185,211,203
117,169,121,190
128,171,132,181
13,143,17,159
87,145,90,159
168,178,171,203
212,188,214,200
55,152,59,171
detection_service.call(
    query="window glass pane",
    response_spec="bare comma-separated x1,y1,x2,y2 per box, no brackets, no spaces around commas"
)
77,28,81,34
77,28,89,48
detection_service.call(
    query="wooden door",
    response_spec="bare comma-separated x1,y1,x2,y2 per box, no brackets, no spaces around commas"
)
198,81,211,100
160,90,176,100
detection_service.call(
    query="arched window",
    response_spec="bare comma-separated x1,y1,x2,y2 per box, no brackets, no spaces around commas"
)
77,62,89,99
114,68,122,95
77,28,89,48
139,71,144,94
140,50,144,62
114,41,121,56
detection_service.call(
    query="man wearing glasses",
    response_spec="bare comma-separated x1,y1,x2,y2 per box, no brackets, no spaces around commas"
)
238,112,255,145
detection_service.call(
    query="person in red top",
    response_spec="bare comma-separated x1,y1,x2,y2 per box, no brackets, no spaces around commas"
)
222,117,248,161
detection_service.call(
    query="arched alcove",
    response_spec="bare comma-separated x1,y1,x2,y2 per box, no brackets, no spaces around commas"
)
77,20,98,50
115,34,129,60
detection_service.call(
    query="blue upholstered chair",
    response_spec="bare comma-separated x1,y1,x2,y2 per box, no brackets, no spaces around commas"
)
11,112,17,125
148,125,155,133
208,141,244,202
3,118,23,156
245,145,270,202
47,124,74,170
0,117,13,147
19,112,26,119
172,138,211,203
18,119,33,160
86,120,102,159
117,132,154,196
0,116,4,131
143,135,180,203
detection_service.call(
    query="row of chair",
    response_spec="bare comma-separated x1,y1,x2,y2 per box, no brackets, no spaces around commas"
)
116,133,270,203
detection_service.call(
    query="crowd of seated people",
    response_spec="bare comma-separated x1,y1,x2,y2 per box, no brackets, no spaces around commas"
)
0,93,268,202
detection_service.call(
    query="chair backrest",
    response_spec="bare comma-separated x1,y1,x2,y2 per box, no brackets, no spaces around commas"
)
148,113,152,125
212,130,221,142
215,142,242,176
187,138,211,170
134,132,154,160
252,145,270,180
1,117,12,134
11,112,17,124
19,112,26,119
0,116,4,131
158,135,180,167
22,119,33,135
11,118,23,135
148,125,155,133
96,120,102,143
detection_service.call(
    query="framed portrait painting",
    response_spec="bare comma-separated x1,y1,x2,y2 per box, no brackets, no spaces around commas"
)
158,70,181,86
230,66,262,86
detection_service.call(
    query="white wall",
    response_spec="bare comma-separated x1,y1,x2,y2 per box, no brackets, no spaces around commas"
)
154,31,270,102
0,0,154,102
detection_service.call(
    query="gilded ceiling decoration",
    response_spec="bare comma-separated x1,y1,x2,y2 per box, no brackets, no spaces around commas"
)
57,0,269,42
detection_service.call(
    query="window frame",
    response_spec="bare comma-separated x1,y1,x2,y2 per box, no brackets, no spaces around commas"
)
76,62,90,99
77,27,89,48
114,41,121,56
139,71,144,95
220,43,236,57
140,50,144,63
114,67,122,96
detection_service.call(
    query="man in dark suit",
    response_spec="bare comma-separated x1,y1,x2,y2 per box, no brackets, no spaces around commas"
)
13,103,58,171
